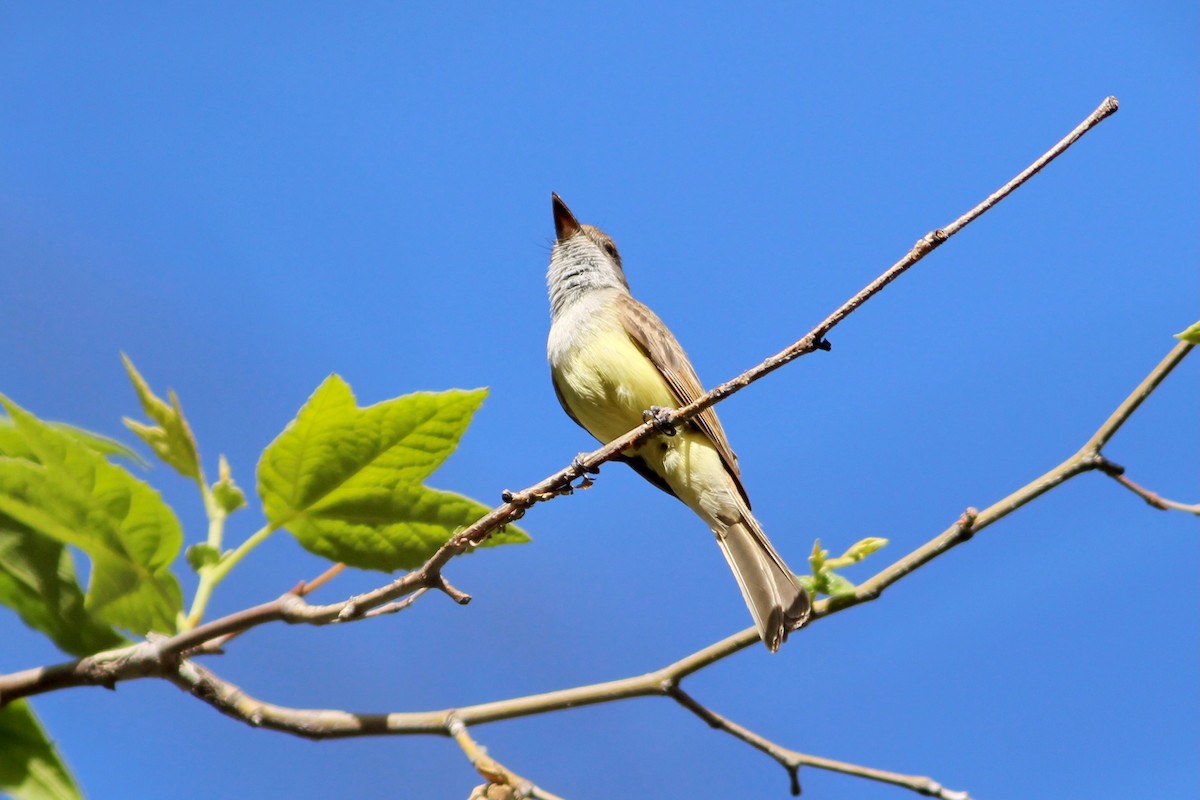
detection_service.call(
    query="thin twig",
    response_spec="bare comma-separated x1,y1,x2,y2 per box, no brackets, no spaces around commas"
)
362,587,429,619
667,97,1122,434
1109,472,1200,514
300,563,346,595
668,687,970,799
449,715,567,800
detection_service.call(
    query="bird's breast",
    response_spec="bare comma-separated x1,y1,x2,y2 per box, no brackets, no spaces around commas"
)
549,303,678,445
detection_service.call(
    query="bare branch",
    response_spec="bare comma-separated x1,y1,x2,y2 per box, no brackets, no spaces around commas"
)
667,97,1122,436
1107,470,1200,515
361,587,430,619
1080,337,1192,455
820,338,1194,619
299,562,346,595
668,687,970,799
449,715,567,800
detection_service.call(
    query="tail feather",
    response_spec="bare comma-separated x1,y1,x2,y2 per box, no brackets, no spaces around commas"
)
714,515,810,652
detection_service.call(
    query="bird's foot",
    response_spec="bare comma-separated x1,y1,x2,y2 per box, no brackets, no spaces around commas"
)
571,453,600,476
642,406,677,436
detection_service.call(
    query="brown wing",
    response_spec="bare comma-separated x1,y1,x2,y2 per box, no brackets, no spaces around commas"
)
617,294,751,508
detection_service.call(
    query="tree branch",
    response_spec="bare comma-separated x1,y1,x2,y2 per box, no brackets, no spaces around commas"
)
668,686,969,799
1106,470,1200,514
449,716,567,800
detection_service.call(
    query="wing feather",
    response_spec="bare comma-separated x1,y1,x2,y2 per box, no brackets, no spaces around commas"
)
617,295,751,507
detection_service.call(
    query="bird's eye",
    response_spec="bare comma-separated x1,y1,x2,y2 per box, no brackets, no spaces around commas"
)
602,242,617,258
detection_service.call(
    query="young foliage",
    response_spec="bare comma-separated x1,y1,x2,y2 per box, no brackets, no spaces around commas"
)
0,421,142,467
799,537,889,600
258,375,528,571
211,455,246,514
121,354,202,481
0,701,81,800
1174,321,1200,345
0,397,183,635
1,366,531,800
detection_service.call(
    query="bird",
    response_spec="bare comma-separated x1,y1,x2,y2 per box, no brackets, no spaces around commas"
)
545,193,809,651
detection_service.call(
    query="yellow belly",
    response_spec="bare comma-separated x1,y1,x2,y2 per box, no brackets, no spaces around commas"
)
553,325,678,445
552,322,740,528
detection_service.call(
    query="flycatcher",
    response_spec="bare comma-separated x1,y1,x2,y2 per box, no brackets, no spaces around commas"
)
545,193,809,651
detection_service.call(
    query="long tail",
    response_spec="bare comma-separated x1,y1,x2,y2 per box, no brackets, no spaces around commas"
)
714,512,810,652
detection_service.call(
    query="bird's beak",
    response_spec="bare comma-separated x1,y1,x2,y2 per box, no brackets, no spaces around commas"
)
552,193,582,242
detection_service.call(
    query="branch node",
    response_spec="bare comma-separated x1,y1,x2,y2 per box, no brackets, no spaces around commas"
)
435,575,472,605
919,780,945,797
501,488,558,509
337,600,364,622
953,507,979,541
1091,454,1125,477
813,336,832,352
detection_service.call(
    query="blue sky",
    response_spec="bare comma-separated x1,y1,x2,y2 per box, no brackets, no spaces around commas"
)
1,3,1196,799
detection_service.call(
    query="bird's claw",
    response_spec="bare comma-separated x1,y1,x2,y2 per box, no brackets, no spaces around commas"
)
571,453,600,476
643,406,677,436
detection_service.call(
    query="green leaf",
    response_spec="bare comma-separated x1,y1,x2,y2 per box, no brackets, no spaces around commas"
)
0,701,82,800
287,485,524,570
0,416,130,655
821,571,858,599
824,536,889,569
51,423,147,467
211,455,246,514
258,376,528,571
185,543,221,572
808,538,828,575
0,518,126,657
121,354,202,479
0,419,36,460
1174,321,1200,345
0,396,183,635
1,418,145,467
